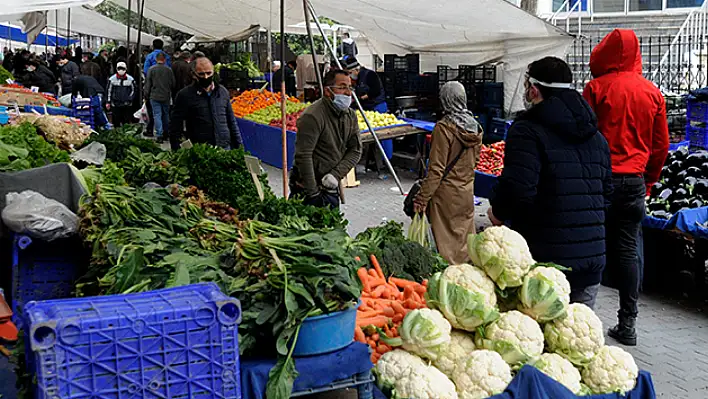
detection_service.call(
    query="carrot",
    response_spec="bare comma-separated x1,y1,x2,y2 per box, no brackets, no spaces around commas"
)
403,285,415,300
368,269,379,278
371,285,386,298
369,278,387,288
357,316,390,328
354,327,366,343
355,256,361,262
357,268,371,293
422,279,428,287
372,352,382,363
383,324,392,336
381,307,395,318
414,284,427,295
371,333,380,341
391,301,406,315
403,299,419,309
367,338,376,347
376,344,390,354
370,254,385,279
359,305,373,312
357,310,382,319
411,292,423,303
389,277,419,290
392,314,403,323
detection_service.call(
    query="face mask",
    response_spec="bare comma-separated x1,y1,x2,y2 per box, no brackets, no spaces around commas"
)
198,75,214,89
332,93,352,110
26,66,36,72
117,70,126,76
523,87,534,110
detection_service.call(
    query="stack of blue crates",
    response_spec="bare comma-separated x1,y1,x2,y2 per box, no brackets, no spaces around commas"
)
0,105,8,125
71,97,98,128
686,97,708,149
23,283,242,399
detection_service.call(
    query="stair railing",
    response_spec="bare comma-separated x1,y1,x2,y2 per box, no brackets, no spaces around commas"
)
548,0,584,34
652,1,708,91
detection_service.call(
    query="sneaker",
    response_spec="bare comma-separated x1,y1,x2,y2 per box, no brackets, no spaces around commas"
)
608,323,637,346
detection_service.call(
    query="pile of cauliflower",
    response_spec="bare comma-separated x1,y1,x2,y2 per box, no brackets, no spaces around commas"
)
375,226,640,399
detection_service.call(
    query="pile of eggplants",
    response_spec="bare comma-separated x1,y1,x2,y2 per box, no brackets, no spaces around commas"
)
647,146,708,219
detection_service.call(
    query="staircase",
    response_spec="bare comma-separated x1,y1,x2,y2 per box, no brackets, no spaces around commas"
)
565,13,688,40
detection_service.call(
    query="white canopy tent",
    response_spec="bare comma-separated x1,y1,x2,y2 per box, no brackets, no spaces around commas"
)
45,7,159,46
2,0,102,16
109,0,572,112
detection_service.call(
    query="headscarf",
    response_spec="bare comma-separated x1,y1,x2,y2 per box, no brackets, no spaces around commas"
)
439,81,480,133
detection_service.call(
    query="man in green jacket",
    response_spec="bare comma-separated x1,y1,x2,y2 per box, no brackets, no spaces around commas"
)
290,69,362,208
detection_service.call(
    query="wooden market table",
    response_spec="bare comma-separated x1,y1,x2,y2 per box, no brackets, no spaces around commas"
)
360,124,427,144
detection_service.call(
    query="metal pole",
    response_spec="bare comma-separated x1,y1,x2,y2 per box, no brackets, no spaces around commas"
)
303,0,324,96
55,10,58,50
67,9,71,48
44,14,48,55
137,0,146,103
307,0,405,195
127,0,132,49
280,0,289,197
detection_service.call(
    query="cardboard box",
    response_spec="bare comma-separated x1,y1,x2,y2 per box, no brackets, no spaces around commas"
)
0,87,48,106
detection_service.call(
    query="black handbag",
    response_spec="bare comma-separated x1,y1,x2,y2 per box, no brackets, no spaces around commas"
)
403,146,466,217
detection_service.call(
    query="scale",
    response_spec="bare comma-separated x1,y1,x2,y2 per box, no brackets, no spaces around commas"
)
394,95,419,118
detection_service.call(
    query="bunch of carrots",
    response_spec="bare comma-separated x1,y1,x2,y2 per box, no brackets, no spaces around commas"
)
230,89,300,118
355,255,428,364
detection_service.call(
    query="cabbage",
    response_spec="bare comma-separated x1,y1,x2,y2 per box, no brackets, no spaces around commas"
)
518,266,571,322
381,308,451,360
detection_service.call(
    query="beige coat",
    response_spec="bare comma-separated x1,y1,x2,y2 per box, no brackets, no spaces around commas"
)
417,118,482,264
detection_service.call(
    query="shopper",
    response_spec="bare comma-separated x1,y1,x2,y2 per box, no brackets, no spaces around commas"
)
488,57,612,309
145,52,175,143
143,38,171,76
583,29,669,345
80,53,102,82
24,58,56,93
339,32,358,57
289,69,362,208
412,81,482,264
172,51,193,96
96,48,111,88
57,53,80,96
169,57,242,150
107,62,136,127
273,59,297,97
265,61,281,92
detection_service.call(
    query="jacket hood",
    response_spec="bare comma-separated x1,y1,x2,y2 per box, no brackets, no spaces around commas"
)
520,90,599,141
590,29,642,78
442,118,482,148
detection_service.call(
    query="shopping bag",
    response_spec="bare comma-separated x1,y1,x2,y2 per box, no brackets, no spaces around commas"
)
407,213,430,248
133,103,148,123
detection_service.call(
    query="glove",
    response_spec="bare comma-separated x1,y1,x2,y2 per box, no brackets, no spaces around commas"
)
321,173,339,190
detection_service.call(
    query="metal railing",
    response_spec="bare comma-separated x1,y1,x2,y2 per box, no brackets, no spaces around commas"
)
548,0,588,34
651,2,708,89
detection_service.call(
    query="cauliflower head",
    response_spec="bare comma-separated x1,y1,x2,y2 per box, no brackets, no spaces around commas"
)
467,226,535,289
391,308,451,360
433,330,476,378
376,350,458,399
452,349,512,399
544,303,604,366
426,264,499,331
518,266,571,322
582,346,639,394
530,353,582,394
475,310,544,366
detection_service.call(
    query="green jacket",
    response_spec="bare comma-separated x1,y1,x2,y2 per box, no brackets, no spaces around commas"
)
292,97,362,195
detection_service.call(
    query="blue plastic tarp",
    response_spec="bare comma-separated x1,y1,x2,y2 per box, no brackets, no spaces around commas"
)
643,206,708,238
372,365,655,399
0,24,76,46
401,117,435,132
669,140,689,151
239,342,373,399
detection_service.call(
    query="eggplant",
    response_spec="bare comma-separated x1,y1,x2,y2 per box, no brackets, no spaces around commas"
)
651,182,664,197
694,179,708,197
687,166,702,178
674,146,689,161
659,188,673,201
651,210,671,220
691,199,704,208
673,187,689,200
661,165,670,177
677,170,689,181
670,198,690,213
668,160,684,176
647,201,667,212
686,151,708,168
685,176,698,187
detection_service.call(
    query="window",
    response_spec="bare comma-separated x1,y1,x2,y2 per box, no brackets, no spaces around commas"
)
628,0,662,11
667,0,703,7
593,0,625,12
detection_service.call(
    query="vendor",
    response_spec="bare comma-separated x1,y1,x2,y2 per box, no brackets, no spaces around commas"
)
340,55,392,177
24,58,56,93
290,69,362,208
169,57,243,150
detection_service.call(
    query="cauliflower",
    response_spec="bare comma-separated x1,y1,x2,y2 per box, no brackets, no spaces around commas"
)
452,349,512,399
518,266,571,322
475,310,544,366
376,350,458,399
467,226,535,289
530,353,582,394
582,346,639,394
425,264,499,331
382,308,451,361
433,330,476,378
544,303,604,366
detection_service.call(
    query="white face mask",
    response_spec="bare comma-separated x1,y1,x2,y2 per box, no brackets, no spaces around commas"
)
117,70,126,76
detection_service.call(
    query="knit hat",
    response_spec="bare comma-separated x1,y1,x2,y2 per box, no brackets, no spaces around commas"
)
340,55,360,70
116,61,127,70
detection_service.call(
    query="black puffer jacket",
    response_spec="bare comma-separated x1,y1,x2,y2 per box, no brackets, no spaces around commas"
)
491,90,613,289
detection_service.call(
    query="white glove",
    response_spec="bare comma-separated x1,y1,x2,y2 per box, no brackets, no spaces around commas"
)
321,173,339,190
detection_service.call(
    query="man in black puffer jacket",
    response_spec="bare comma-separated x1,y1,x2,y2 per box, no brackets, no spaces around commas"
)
489,57,613,308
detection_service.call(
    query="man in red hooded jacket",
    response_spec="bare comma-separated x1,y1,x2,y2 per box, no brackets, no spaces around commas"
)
583,29,669,346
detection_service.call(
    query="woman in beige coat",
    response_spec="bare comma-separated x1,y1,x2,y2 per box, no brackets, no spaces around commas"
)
413,81,483,264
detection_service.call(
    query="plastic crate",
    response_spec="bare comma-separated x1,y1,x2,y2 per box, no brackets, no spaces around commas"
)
437,65,460,87
24,283,242,399
404,73,438,96
384,54,420,73
484,117,510,144
11,234,86,329
687,98,708,125
482,82,504,108
459,64,497,83
23,105,73,117
686,124,708,149
292,370,374,398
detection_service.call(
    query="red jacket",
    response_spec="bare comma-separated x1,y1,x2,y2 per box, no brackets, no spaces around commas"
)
583,29,669,192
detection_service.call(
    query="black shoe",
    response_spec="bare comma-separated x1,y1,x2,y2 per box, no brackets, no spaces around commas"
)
144,132,155,137
608,323,637,346
157,137,165,144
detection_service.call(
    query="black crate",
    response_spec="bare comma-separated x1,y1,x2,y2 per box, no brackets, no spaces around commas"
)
384,54,420,73
482,82,504,108
459,64,497,83
404,73,438,96
437,65,460,86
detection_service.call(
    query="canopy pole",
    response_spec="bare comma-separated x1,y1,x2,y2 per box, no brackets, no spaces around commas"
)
267,0,273,90
127,0,132,50
67,9,71,48
137,0,146,103
307,1,405,195
303,0,323,96
55,10,58,50
280,0,289,197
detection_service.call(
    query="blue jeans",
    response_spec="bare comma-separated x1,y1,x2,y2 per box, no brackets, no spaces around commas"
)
150,100,170,138
570,283,600,310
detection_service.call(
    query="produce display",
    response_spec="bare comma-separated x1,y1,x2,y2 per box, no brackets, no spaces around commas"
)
214,54,262,79
243,102,309,129
14,113,91,147
0,66,14,84
357,110,404,131
477,141,505,176
230,89,300,118
0,122,70,171
1,83,61,106
646,146,708,219
367,225,641,398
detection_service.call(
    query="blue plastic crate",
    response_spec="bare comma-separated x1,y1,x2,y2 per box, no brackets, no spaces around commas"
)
23,105,73,117
24,283,242,399
686,124,708,149
11,234,86,329
292,370,374,398
687,98,708,125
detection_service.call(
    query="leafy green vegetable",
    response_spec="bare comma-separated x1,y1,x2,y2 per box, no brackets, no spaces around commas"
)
75,160,127,194
0,65,13,83
121,146,189,187
84,124,161,162
0,123,70,170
